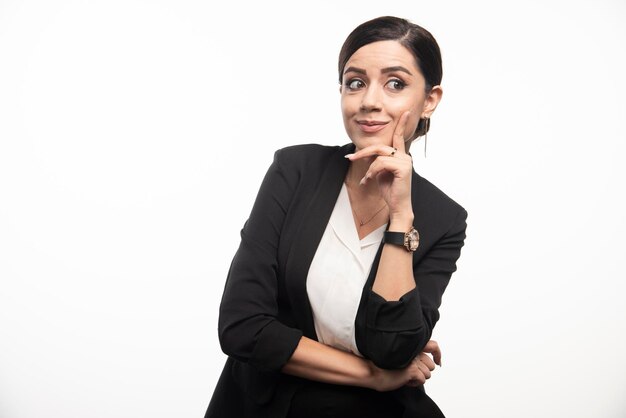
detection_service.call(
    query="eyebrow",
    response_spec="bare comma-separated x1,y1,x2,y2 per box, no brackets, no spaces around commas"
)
382,66,413,76
343,66,366,75
343,65,413,76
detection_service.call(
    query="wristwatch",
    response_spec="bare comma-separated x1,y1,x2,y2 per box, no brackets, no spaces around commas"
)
383,227,420,252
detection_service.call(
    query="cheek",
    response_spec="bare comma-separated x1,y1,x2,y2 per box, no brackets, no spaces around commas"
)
340,99,354,130
406,112,420,136
395,97,424,136
389,105,421,137
341,95,357,113
340,97,359,126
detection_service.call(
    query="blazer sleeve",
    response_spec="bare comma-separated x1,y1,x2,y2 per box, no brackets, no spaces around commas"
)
217,149,303,372
356,207,468,369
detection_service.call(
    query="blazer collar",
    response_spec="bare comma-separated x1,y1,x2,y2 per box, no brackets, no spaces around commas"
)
284,144,425,340
284,143,353,339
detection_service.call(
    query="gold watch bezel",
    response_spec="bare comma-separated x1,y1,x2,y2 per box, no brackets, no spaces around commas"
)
403,227,420,252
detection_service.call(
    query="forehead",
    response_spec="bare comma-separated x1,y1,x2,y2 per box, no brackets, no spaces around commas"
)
345,40,419,73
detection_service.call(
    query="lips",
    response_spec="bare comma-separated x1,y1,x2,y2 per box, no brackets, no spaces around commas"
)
356,120,389,133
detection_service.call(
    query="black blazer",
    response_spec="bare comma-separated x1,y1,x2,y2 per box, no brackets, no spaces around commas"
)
205,143,468,418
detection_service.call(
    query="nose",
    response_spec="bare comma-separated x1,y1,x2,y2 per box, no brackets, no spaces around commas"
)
359,85,382,112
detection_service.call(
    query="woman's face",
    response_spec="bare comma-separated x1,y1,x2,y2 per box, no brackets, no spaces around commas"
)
340,40,440,151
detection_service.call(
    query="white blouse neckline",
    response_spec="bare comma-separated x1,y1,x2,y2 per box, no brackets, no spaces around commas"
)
330,184,387,265
306,183,387,356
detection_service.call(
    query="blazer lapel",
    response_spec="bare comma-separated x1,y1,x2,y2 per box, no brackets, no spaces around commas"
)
284,143,353,340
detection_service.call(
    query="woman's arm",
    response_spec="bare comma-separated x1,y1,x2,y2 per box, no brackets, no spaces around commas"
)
373,216,415,300
347,112,468,369
350,112,420,301
282,336,441,392
218,148,304,370
356,209,467,369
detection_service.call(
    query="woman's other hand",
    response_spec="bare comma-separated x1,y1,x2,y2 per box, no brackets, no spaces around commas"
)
421,339,442,367
345,111,414,221
367,339,441,392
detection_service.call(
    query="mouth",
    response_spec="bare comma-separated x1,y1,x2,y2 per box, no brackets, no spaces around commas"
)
356,119,389,133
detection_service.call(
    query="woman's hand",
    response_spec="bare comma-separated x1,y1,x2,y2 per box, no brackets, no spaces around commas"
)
421,339,442,367
367,340,441,392
345,111,414,221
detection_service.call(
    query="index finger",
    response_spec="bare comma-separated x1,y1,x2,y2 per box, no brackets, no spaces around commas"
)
392,111,411,154
422,340,442,366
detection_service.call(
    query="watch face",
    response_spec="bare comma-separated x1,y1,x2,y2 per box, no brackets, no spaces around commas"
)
406,228,420,251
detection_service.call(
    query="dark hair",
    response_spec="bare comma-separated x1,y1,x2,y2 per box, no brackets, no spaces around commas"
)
338,16,442,137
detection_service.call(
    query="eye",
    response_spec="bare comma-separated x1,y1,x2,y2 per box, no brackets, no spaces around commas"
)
386,79,406,91
345,79,365,90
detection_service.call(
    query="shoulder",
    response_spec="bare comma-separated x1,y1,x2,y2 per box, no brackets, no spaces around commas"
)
273,142,353,173
412,172,468,230
274,143,347,163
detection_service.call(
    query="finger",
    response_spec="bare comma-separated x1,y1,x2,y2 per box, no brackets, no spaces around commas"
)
418,354,436,371
409,372,426,386
417,362,432,380
409,358,427,383
359,156,411,185
423,340,442,366
423,340,438,352
392,111,411,155
345,144,400,161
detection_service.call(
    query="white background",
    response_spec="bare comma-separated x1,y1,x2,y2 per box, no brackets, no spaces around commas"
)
1,0,625,417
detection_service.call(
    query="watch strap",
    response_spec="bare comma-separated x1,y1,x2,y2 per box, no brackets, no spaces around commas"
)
383,227,419,252
383,231,406,247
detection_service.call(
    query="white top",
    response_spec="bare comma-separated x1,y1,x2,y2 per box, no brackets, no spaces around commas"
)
306,183,387,356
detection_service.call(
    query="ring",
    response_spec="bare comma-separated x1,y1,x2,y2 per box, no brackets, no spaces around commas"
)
389,147,397,157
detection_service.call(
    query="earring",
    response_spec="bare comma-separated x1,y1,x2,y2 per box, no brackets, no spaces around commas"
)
421,117,430,158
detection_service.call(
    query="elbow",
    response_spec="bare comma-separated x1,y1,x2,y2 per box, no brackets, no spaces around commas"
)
217,312,261,363
359,288,433,369
218,316,303,371
218,323,249,361
364,326,432,369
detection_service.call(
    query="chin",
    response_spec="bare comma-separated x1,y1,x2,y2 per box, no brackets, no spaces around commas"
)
351,134,391,150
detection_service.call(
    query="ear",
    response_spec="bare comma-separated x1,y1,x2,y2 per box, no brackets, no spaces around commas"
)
421,85,443,118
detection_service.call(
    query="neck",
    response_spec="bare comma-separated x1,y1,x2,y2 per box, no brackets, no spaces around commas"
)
344,160,389,235
345,157,379,195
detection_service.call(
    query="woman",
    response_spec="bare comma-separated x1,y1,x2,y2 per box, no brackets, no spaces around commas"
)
205,16,467,418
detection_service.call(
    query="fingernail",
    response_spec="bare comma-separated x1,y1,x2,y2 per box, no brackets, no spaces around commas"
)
344,154,354,159
359,177,366,185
